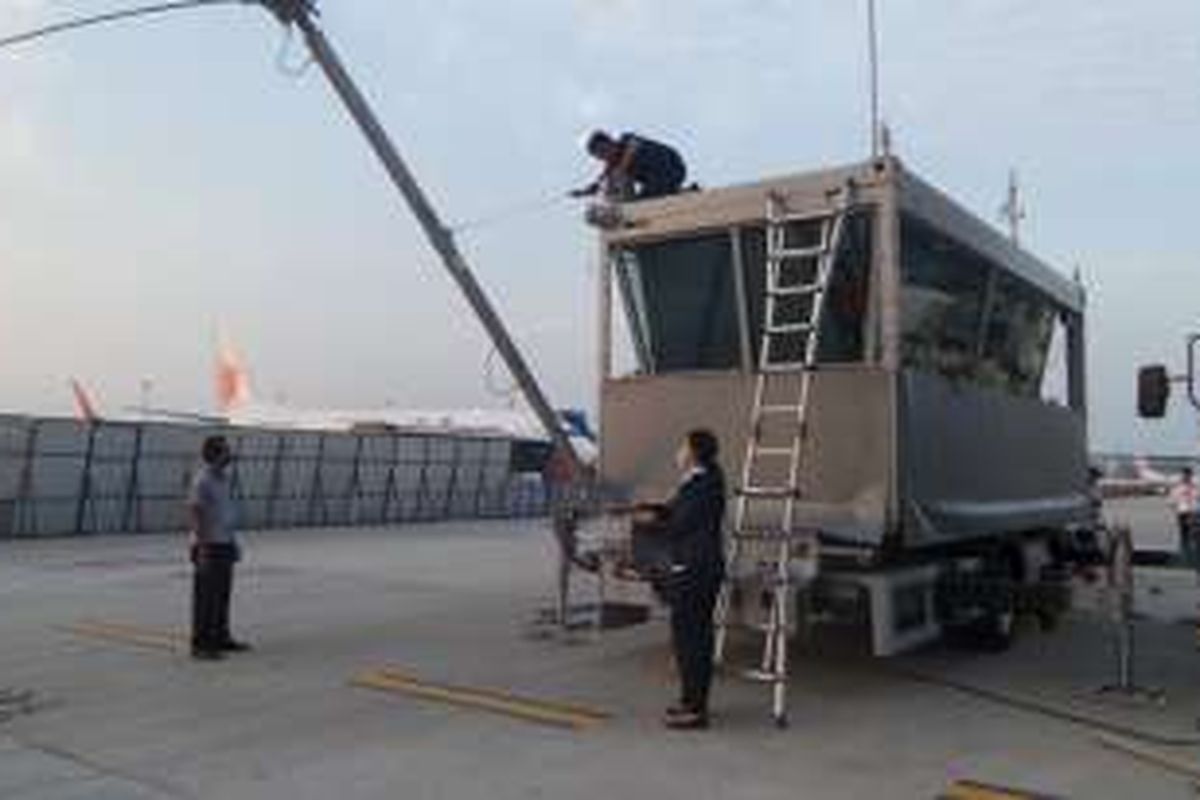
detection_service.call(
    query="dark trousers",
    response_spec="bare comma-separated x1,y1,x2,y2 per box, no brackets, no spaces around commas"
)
669,570,722,713
1179,513,1198,567
635,163,686,199
191,548,235,651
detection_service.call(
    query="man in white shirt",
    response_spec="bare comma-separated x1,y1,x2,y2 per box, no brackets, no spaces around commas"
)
187,435,250,661
1170,466,1199,566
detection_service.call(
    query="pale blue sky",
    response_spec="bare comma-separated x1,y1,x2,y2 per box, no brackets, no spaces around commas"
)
1,1,1198,453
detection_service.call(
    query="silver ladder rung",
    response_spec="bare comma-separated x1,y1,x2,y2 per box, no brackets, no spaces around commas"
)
751,447,795,458
768,282,823,298
721,619,781,633
757,404,804,415
769,245,826,261
760,361,816,373
765,322,812,335
741,668,786,683
766,208,835,225
739,486,800,499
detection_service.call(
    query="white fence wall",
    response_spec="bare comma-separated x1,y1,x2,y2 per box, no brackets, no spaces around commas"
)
0,415,549,538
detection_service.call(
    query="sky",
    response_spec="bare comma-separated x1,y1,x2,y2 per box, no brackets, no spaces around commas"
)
0,0,1198,453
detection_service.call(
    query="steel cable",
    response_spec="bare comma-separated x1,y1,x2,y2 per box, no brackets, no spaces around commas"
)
0,0,247,53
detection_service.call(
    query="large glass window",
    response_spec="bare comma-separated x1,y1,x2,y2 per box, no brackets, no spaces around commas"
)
900,216,990,380
615,234,741,372
612,212,873,375
978,272,1058,397
900,214,1067,401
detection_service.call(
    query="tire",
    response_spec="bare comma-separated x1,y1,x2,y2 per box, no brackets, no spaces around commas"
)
973,605,1016,652
942,546,1022,653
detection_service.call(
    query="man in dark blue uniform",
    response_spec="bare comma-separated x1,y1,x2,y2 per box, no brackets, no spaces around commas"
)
572,130,688,201
633,429,726,729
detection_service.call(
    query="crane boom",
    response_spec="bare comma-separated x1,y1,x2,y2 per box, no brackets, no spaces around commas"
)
269,0,583,471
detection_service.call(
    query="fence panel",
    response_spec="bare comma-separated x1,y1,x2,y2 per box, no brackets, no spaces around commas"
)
0,416,551,538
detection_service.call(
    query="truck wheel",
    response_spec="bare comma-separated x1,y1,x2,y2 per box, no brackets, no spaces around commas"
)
974,605,1016,652
975,545,1025,652
944,547,1021,653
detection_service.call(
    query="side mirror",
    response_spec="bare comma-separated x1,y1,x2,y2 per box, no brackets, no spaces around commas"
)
1138,365,1170,418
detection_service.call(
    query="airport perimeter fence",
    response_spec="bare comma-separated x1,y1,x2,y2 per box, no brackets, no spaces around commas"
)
0,415,552,538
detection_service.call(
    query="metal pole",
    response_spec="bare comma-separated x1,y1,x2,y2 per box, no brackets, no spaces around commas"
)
415,437,432,521
444,438,462,518
381,434,399,523
121,424,144,533
867,0,881,159
729,227,754,372
597,239,613,393
346,435,364,524
265,433,286,528
283,7,581,471
74,422,99,535
307,432,327,526
472,439,488,517
16,420,39,537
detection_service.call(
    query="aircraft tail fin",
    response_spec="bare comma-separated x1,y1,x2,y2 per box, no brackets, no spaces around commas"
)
70,378,100,424
214,328,253,414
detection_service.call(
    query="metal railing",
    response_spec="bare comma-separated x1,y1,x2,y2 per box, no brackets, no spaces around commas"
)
0,415,550,538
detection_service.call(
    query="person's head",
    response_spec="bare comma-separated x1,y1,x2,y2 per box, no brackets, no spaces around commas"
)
586,130,619,161
675,428,719,472
201,435,232,470
1184,466,1194,482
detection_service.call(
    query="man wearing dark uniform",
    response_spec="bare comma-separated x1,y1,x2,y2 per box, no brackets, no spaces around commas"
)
572,130,688,201
635,429,726,730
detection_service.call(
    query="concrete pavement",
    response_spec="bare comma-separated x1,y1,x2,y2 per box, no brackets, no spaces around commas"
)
0,511,1198,799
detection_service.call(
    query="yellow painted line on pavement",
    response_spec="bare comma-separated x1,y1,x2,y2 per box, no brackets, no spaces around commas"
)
58,619,184,653
351,667,610,731
940,779,1064,800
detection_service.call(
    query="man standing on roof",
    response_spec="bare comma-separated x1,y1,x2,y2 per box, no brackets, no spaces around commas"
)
571,130,687,201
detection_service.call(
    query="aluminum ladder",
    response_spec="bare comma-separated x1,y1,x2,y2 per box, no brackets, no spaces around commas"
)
713,185,852,727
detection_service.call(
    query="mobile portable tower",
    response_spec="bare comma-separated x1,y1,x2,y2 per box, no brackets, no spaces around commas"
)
593,156,1089,721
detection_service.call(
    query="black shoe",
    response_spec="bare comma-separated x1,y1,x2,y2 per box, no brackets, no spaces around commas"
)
191,648,225,661
219,640,252,653
664,710,709,730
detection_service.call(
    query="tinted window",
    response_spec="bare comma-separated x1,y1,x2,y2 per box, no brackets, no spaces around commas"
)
978,272,1058,397
617,234,741,372
900,216,990,380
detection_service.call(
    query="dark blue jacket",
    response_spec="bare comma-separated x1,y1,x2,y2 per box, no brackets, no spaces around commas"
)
665,466,726,574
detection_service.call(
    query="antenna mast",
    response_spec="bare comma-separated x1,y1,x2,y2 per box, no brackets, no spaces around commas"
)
1000,168,1026,245
867,0,882,158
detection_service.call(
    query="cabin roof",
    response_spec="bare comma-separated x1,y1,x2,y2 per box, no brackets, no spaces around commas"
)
598,157,1084,313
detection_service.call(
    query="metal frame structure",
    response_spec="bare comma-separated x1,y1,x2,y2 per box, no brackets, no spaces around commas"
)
595,155,1089,554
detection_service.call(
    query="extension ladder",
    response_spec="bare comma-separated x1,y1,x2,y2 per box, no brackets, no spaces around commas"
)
713,185,852,727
